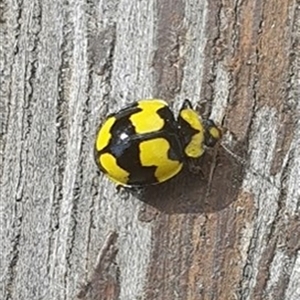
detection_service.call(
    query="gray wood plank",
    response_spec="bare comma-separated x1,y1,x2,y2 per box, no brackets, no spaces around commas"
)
1,0,300,300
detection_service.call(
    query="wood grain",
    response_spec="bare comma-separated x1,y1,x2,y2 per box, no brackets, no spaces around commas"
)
1,0,300,299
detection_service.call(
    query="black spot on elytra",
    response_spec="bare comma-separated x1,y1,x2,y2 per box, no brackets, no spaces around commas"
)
100,105,141,157
116,138,158,185
157,106,184,161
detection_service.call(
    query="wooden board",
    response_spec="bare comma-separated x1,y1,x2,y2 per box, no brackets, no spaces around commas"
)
1,0,300,299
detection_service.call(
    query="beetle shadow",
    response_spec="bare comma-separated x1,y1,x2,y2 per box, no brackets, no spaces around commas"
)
132,146,244,215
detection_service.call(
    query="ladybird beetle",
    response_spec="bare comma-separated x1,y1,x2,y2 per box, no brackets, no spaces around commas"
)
94,99,222,186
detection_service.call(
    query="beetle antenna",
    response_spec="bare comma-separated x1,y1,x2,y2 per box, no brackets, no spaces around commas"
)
220,142,247,165
220,141,280,190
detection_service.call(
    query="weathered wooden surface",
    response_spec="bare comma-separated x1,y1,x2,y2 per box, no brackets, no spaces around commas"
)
1,0,300,299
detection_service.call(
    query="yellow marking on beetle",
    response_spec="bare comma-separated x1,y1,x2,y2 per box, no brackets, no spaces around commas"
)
99,153,129,184
139,138,183,183
209,126,222,140
96,117,116,152
185,132,205,158
180,109,205,158
129,99,167,134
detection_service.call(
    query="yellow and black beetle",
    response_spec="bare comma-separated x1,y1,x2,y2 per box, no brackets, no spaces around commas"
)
94,99,222,186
